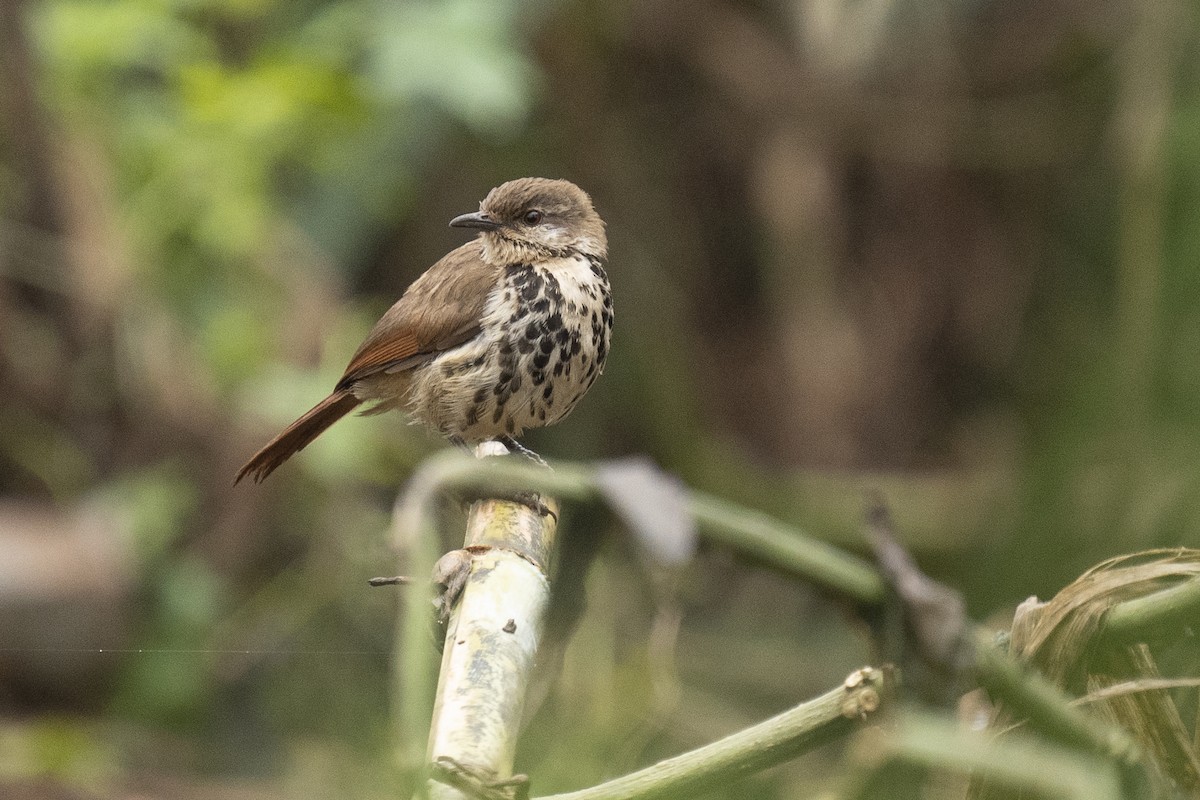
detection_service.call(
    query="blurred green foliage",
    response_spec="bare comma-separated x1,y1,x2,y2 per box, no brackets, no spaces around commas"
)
1,0,1199,797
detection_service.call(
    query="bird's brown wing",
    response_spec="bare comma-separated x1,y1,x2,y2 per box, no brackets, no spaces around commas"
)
337,240,500,389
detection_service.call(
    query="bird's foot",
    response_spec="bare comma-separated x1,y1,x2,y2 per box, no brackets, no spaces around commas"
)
506,490,557,523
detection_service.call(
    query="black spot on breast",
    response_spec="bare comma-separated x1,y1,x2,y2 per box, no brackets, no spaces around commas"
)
553,362,564,377
539,336,555,354
543,385,553,401
546,312,563,331
532,297,549,314
538,407,546,421
558,345,570,363
509,373,522,392
555,327,570,345
533,351,550,369
474,387,488,404
500,341,514,357
505,417,516,434
466,405,480,425
544,273,562,301
532,370,546,386
517,337,535,354
570,338,582,356
492,404,504,423
509,266,530,288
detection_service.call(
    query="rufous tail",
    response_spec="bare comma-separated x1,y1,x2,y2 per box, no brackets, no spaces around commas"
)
235,390,361,484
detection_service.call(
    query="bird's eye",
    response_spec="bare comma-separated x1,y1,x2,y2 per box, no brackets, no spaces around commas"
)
523,210,543,225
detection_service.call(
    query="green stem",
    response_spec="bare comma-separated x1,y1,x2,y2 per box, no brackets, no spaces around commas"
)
846,708,1124,800
687,493,884,605
415,451,885,604
972,631,1141,765
1101,575,1200,646
535,667,890,800
394,465,444,792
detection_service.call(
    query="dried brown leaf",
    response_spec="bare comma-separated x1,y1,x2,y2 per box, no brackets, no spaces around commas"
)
1004,548,1200,792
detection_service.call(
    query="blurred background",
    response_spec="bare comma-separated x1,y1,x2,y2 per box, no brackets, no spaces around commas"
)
2,0,1199,797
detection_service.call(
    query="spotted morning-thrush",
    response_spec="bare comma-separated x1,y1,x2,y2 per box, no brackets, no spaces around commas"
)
235,177,612,484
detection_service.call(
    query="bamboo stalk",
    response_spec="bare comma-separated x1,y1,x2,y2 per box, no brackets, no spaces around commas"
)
423,444,560,800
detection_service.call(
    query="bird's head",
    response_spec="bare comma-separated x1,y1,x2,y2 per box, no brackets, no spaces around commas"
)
450,178,607,265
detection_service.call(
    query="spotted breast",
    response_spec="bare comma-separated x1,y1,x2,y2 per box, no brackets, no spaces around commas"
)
404,253,612,443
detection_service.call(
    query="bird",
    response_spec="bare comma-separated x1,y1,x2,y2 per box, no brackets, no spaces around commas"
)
235,177,611,484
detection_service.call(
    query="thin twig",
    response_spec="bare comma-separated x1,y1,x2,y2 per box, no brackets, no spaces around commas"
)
369,575,413,587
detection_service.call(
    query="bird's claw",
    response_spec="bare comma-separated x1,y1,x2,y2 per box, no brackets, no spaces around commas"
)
507,490,557,523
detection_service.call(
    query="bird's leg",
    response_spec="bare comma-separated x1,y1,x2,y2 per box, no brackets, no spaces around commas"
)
460,437,555,521
497,435,550,469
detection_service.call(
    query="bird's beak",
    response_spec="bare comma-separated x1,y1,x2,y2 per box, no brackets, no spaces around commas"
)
449,211,501,231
